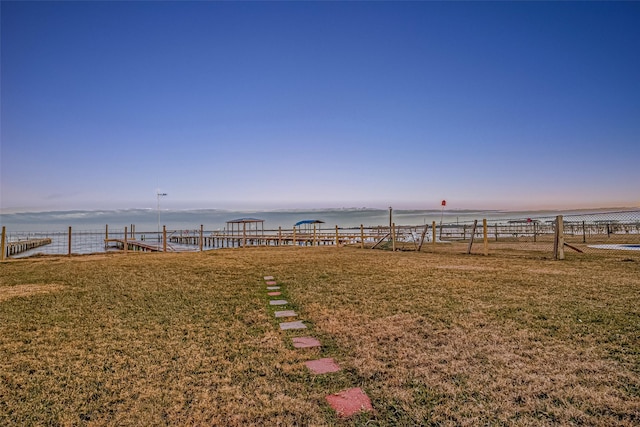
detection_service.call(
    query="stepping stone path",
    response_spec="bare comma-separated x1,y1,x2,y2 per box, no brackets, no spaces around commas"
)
326,388,373,418
292,336,321,348
279,320,307,330
274,310,297,318
263,275,373,419
305,358,341,374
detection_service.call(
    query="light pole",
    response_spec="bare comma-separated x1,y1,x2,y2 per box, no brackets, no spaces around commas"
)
157,192,167,242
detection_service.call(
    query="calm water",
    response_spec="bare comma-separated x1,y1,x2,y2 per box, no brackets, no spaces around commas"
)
1,207,622,233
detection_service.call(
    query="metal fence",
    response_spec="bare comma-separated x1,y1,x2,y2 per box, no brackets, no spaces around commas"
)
2,210,639,259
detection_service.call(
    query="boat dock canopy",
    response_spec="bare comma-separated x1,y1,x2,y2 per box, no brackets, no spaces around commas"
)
227,218,265,224
294,219,325,227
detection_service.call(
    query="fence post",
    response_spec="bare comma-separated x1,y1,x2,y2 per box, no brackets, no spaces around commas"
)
1,226,6,261
432,221,437,248
483,218,488,256
360,224,365,249
163,226,167,252
582,221,586,243
554,215,565,260
68,226,72,256
123,226,128,254
467,220,478,254
293,227,296,246
392,222,396,251
335,225,339,247
278,226,282,246
199,224,204,251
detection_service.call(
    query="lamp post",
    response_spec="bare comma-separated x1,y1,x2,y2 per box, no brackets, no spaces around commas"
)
157,192,167,242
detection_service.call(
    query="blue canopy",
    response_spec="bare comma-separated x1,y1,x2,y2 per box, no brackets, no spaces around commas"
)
294,219,325,227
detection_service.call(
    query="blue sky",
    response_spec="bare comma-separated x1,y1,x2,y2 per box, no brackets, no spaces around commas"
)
1,1,639,212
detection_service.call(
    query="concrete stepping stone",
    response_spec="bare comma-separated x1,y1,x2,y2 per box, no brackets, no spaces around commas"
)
325,388,373,418
292,336,321,348
263,276,274,280
305,358,341,374
266,286,280,290
267,291,281,296
269,300,288,306
274,310,297,318
265,281,277,285
279,321,307,330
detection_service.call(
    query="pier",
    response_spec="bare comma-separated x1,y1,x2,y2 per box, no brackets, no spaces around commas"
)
4,238,52,258
104,238,188,252
169,231,370,248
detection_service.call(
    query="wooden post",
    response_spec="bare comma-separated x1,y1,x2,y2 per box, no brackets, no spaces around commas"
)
463,224,466,240
335,225,339,247
483,218,488,256
313,224,317,246
292,227,296,246
278,226,282,246
163,226,167,252
417,223,429,251
557,215,565,260
123,226,128,254
582,221,586,243
66,226,72,256
533,222,537,243
199,224,204,251
467,220,477,254
432,221,437,248
495,223,498,241
105,224,109,248
242,222,246,248
391,222,396,251
360,224,365,249
1,226,6,261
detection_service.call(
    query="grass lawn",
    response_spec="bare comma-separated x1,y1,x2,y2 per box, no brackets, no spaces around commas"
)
1,247,639,425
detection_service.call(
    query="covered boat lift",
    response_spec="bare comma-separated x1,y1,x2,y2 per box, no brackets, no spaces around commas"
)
294,219,325,233
226,218,265,248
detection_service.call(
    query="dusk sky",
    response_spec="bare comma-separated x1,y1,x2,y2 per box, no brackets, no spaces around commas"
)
1,1,639,213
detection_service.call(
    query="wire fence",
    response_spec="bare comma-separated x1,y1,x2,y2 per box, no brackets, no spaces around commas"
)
2,210,639,259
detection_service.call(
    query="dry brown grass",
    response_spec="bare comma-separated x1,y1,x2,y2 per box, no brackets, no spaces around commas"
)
0,247,638,425
0,284,65,302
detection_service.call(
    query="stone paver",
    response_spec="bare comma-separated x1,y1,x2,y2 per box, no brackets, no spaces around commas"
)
267,291,281,296
274,310,297,318
292,336,322,348
266,286,280,290
305,358,341,374
265,281,277,285
325,388,373,418
279,321,307,330
269,300,288,306
263,276,274,280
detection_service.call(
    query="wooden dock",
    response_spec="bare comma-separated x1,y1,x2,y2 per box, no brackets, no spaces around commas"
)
4,238,52,258
105,238,169,252
169,231,385,249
